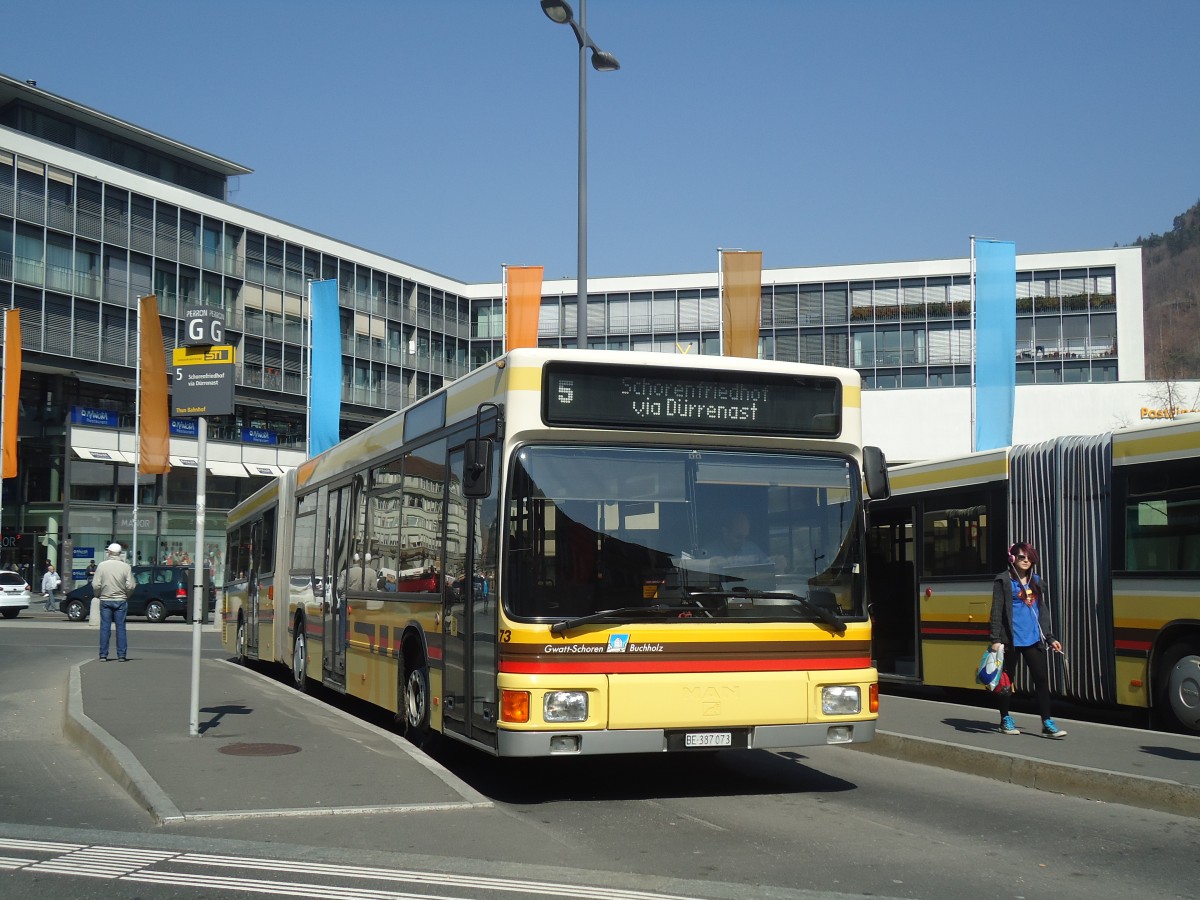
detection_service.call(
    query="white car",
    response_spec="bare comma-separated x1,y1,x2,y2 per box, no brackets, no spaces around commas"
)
0,571,31,619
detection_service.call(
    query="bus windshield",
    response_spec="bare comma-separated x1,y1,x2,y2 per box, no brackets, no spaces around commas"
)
505,446,864,624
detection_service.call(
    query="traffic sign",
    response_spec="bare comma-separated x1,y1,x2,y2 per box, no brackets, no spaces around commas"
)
172,345,236,417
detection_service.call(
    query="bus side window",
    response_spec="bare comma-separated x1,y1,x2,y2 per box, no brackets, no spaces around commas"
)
921,493,993,578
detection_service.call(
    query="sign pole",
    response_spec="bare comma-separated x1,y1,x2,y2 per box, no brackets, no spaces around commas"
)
177,307,228,739
189,416,206,737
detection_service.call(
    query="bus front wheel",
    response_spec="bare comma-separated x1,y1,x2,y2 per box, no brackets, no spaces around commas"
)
291,621,309,693
1156,641,1200,734
401,654,431,746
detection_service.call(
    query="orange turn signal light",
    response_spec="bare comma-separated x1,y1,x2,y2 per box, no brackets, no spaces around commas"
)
869,683,879,714
501,689,531,723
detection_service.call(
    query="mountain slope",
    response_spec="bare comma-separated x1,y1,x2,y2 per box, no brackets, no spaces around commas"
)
1138,200,1200,379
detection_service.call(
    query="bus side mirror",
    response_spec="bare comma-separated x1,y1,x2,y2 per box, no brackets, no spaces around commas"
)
463,438,493,499
863,445,890,501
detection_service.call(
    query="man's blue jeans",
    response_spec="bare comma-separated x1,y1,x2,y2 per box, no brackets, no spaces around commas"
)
99,600,128,660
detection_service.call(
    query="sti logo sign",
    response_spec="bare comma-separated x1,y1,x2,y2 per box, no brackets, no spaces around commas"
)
184,306,225,347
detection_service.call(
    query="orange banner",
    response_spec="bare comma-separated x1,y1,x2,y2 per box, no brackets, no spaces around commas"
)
505,266,544,352
721,250,763,358
138,295,171,475
2,310,20,479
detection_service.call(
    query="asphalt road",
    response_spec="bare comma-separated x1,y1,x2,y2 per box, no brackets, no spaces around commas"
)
1,618,1196,900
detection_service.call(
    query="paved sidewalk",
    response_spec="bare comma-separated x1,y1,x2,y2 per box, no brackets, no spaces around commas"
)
59,625,1200,823
65,653,491,825
854,692,1200,817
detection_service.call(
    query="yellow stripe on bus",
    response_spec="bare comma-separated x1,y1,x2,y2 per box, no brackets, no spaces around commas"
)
506,364,543,392
889,455,1008,493
446,367,510,420
1113,425,1200,465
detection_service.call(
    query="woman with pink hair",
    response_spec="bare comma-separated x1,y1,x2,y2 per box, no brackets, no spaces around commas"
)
988,541,1067,738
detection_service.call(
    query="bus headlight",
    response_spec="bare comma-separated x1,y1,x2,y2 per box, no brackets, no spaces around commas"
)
543,691,588,723
822,685,861,715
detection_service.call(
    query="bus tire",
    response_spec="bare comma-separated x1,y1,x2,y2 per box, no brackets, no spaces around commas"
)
400,649,431,746
1155,641,1200,734
291,618,309,693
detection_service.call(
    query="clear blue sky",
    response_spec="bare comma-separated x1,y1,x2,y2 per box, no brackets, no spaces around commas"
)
6,1,1198,284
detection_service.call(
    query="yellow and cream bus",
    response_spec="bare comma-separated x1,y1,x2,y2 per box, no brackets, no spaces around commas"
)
866,416,1200,733
222,348,891,756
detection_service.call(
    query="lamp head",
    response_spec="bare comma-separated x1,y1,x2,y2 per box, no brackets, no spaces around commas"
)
590,48,620,72
540,0,573,25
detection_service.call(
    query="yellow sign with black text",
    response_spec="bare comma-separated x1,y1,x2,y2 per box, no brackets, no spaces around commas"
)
172,345,236,366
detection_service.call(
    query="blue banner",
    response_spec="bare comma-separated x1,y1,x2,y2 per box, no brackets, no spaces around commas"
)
309,279,341,457
974,239,1016,451
170,418,198,437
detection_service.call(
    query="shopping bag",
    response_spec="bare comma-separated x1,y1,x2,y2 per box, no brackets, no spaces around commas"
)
976,645,1005,691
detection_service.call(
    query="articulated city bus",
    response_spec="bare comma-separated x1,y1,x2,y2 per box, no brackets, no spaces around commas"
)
866,416,1200,733
222,348,891,756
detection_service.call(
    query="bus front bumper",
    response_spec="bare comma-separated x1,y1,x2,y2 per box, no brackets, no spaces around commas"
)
495,719,876,757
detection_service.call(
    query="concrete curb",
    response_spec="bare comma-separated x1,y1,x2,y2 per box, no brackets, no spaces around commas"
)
850,731,1200,818
63,665,184,825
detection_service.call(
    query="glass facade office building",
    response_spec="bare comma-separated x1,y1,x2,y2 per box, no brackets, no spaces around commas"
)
0,74,1142,585
531,263,1123,388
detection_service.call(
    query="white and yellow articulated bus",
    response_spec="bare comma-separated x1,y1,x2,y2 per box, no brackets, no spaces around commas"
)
866,416,1200,733
222,348,891,756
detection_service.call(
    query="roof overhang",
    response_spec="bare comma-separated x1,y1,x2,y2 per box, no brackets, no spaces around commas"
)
0,71,252,178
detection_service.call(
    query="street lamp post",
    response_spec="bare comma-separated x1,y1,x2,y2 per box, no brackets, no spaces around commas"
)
540,0,620,349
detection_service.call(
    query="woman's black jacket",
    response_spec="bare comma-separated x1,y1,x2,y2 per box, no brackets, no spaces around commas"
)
988,569,1056,648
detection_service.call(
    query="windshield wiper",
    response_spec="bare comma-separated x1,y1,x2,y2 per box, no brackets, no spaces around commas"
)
550,604,670,636
686,590,847,634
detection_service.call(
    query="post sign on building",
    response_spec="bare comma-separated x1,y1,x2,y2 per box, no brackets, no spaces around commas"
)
171,345,236,417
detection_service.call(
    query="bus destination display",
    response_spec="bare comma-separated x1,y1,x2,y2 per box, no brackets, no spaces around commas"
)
543,362,842,437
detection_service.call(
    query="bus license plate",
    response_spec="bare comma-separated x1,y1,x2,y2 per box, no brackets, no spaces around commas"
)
685,732,731,748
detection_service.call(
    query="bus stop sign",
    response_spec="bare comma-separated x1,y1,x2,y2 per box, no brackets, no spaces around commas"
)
172,345,236,417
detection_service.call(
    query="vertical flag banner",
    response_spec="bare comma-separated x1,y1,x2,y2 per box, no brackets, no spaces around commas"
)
138,295,171,475
505,266,544,352
309,278,341,457
974,239,1017,451
721,250,762,358
2,309,20,479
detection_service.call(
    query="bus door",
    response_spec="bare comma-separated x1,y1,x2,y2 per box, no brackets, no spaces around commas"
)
866,504,920,680
322,482,353,687
244,521,261,657
442,434,501,749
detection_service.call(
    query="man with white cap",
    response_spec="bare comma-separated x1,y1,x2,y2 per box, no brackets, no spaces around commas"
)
94,542,135,661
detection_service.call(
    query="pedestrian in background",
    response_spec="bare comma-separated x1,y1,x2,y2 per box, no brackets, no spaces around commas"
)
94,542,135,662
989,541,1067,738
86,559,97,582
41,563,61,612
